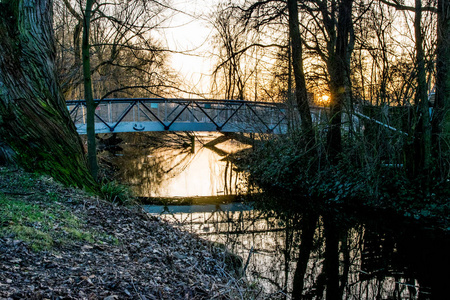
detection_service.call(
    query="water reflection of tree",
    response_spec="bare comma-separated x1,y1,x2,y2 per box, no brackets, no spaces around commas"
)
204,133,253,195
108,132,194,196
290,210,446,300
160,205,301,296
105,132,251,197
292,212,318,299
161,198,447,299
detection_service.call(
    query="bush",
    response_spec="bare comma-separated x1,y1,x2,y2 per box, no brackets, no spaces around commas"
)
245,132,318,192
99,181,134,205
239,130,450,227
242,131,410,203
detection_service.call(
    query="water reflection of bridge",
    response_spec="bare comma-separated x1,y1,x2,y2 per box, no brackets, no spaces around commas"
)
145,203,290,294
145,203,284,237
144,204,443,298
67,98,326,134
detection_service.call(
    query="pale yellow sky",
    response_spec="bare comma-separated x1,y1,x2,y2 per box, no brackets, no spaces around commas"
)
162,0,222,97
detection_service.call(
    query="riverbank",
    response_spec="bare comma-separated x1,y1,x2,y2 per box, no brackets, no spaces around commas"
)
235,134,450,232
0,168,260,299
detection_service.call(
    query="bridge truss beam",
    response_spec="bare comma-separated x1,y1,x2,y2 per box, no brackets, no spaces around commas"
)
67,98,292,134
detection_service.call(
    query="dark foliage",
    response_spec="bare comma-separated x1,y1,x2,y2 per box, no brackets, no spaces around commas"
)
240,132,450,229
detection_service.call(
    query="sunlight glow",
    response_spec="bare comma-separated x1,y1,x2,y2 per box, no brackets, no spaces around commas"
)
317,94,330,105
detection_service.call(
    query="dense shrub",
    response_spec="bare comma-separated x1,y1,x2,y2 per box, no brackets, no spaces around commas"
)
240,131,450,227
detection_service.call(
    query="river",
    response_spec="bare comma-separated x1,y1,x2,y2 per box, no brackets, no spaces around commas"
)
102,132,449,299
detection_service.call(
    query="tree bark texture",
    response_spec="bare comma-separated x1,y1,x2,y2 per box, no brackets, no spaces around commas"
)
0,0,96,190
412,0,431,178
326,0,354,163
432,0,450,176
287,0,314,142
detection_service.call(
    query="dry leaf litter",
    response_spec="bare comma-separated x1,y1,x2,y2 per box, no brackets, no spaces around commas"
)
0,168,262,299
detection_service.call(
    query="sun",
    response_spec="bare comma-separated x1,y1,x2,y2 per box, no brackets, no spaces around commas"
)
317,94,330,105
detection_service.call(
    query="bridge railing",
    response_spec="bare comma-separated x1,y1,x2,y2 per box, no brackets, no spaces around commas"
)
67,98,292,134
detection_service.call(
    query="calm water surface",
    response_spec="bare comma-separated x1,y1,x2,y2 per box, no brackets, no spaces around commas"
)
105,132,449,299
106,132,251,198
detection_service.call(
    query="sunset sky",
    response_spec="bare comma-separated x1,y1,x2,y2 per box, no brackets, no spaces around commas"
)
163,0,221,96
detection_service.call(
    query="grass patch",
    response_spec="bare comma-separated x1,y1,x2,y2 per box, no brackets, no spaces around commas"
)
0,193,113,251
100,180,134,205
0,168,39,193
0,168,120,251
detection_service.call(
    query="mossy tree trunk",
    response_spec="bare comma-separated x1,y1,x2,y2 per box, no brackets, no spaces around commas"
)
0,0,96,190
82,0,98,180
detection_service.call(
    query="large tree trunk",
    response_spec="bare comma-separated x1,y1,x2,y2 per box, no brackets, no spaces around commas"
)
0,0,96,190
326,0,353,163
287,0,314,142
432,0,450,178
411,0,431,181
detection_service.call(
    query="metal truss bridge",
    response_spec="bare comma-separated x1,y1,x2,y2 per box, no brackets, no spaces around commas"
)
67,98,300,134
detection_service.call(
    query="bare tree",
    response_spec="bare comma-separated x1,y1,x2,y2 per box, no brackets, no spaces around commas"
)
287,0,314,141
82,0,97,178
299,0,355,161
54,0,176,100
413,0,431,178
210,4,254,100
377,0,437,178
53,0,177,179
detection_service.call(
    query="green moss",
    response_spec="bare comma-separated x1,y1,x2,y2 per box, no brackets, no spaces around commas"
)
8,225,53,251
6,133,97,193
62,227,95,243
0,193,114,251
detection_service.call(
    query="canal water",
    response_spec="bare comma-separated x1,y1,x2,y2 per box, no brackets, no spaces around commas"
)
103,132,450,299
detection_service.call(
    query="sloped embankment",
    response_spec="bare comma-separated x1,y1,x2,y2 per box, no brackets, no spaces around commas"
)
0,168,258,299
